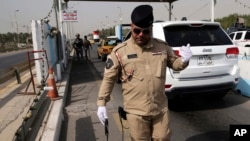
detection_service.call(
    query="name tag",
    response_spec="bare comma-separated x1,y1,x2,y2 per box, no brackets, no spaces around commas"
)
127,54,137,59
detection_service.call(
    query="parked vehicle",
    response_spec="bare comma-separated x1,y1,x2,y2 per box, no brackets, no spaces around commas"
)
97,36,120,61
229,30,250,57
152,21,239,99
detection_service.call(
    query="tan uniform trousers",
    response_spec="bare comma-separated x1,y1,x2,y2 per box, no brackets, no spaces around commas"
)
126,110,171,141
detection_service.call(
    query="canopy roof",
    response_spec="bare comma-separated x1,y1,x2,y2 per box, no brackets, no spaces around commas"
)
69,0,178,2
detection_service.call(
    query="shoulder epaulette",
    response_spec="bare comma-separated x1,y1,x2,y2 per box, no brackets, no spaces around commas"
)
154,38,168,45
113,42,127,52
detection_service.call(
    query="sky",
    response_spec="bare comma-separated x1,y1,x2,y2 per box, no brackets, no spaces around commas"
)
0,0,249,36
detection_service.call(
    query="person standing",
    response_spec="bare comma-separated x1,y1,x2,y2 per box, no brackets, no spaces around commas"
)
72,33,84,61
83,35,92,60
97,5,193,141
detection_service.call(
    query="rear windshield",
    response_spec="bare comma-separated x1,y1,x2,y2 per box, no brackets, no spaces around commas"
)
164,25,233,47
104,39,119,46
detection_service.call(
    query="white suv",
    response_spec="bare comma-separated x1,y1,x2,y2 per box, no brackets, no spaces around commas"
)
152,21,240,99
229,30,250,57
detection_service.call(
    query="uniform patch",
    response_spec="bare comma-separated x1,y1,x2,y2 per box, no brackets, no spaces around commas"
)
152,52,162,55
106,58,114,69
127,54,137,59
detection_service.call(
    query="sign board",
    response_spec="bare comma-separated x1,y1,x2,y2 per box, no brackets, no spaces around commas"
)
62,10,78,22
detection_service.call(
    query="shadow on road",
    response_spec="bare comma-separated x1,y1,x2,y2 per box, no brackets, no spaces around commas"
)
185,130,229,141
168,92,249,112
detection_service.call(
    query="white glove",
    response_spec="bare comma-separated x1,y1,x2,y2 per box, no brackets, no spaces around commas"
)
97,106,108,125
180,43,193,63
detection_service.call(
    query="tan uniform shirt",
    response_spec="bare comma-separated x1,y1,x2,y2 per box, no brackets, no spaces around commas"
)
97,37,188,116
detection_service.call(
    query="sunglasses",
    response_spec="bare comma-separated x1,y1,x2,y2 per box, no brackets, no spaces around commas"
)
133,28,150,35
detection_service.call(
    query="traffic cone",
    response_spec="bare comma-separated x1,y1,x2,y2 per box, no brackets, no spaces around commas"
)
46,67,61,100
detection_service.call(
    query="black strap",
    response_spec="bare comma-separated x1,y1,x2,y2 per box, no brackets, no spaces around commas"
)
118,107,129,141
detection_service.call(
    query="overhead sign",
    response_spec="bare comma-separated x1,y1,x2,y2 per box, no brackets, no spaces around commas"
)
62,10,78,22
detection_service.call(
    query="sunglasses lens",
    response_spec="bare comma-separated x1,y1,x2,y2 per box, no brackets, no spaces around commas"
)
133,28,150,35
133,28,141,34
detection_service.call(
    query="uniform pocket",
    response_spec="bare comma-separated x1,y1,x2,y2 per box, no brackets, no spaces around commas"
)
122,59,144,82
156,53,167,78
156,61,163,78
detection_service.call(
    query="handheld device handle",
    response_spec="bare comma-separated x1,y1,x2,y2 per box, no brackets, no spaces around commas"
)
105,118,109,136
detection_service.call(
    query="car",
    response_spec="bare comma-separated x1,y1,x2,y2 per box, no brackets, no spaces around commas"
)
228,30,250,58
89,39,95,44
97,36,120,61
152,21,240,99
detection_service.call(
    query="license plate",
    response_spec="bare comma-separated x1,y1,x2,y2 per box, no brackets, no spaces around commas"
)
197,55,213,66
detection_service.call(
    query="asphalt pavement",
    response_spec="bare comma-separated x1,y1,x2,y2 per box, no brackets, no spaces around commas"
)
59,57,130,141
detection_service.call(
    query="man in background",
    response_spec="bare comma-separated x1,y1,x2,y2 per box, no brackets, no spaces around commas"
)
83,35,92,60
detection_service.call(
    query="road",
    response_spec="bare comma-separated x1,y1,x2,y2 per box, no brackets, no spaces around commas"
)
60,43,250,141
0,48,33,70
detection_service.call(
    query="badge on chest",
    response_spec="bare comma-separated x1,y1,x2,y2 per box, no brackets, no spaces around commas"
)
127,54,138,59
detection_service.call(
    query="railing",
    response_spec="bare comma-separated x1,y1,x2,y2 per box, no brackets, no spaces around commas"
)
11,50,50,141
0,61,35,84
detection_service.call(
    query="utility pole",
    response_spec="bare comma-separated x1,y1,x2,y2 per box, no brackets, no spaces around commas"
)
15,10,19,44
117,6,122,25
211,0,214,22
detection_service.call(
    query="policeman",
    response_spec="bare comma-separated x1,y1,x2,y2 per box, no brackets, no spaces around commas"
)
97,4,192,141
72,33,84,61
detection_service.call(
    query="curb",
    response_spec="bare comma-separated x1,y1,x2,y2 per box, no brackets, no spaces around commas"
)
38,59,72,141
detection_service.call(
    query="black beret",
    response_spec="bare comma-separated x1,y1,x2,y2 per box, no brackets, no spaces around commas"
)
131,5,154,28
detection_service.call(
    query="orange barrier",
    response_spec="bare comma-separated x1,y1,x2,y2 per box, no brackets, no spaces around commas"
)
46,67,61,100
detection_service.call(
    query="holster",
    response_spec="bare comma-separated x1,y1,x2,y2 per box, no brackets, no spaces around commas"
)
118,106,127,120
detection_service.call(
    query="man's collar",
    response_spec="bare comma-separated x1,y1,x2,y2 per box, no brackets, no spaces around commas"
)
130,37,153,49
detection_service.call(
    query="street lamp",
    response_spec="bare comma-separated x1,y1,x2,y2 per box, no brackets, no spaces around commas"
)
117,6,122,24
14,10,19,44
105,16,110,36
22,25,29,34
106,16,110,27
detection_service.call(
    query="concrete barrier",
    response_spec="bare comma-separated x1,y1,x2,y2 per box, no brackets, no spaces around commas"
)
37,59,72,141
236,57,250,97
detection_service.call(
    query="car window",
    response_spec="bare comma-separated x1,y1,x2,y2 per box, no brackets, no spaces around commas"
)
163,25,233,47
123,31,131,41
235,33,242,40
245,31,250,40
229,33,235,40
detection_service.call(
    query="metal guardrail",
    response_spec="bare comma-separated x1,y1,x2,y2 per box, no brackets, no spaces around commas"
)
0,61,35,84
